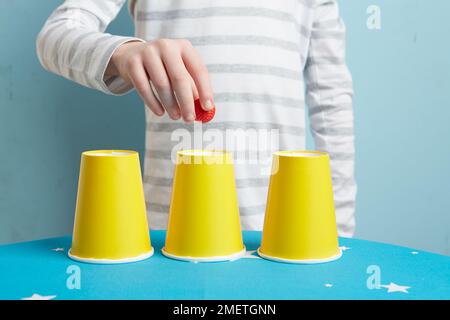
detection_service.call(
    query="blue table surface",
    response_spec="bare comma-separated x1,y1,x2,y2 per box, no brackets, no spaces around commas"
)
0,231,449,300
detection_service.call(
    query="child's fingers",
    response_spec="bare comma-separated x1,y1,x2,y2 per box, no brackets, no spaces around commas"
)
142,51,181,120
161,48,196,123
181,41,214,111
127,60,165,117
190,75,199,100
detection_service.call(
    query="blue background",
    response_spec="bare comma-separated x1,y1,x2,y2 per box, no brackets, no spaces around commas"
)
0,1,449,255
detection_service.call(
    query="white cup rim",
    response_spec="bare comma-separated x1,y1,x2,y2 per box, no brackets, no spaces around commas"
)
274,150,328,157
82,150,137,157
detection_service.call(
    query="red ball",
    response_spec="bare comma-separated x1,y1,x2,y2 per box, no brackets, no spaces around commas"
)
194,99,215,123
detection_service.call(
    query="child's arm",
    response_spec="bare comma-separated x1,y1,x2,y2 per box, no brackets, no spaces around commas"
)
304,0,356,237
36,0,214,123
36,0,139,95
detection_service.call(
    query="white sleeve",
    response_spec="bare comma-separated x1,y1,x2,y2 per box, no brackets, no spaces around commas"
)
36,0,144,95
304,0,357,237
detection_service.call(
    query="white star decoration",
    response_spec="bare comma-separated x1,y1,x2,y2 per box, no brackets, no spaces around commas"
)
381,282,411,293
51,248,64,252
242,250,261,259
339,246,351,251
22,293,57,300
324,284,333,288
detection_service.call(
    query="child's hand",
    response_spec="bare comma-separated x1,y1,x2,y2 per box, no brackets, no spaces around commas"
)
108,39,214,123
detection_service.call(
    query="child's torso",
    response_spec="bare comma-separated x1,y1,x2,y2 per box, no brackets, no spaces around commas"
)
130,0,315,229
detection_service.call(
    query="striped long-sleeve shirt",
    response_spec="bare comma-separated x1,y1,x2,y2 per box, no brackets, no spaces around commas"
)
36,0,357,237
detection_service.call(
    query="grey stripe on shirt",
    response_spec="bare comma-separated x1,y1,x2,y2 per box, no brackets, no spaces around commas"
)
214,93,304,108
207,64,302,80
186,35,300,53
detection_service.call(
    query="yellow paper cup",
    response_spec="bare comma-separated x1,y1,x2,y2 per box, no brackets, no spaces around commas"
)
162,150,245,262
68,150,153,264
258,151,341,264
